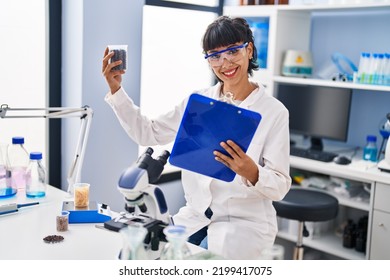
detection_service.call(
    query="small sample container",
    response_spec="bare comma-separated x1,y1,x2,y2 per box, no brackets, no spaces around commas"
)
108,45,127,71
74,183,90,208
56,211,70,232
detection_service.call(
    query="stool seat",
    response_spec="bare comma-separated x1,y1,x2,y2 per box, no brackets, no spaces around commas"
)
274,188,338,222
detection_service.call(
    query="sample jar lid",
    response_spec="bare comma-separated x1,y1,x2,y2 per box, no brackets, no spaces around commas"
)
12,136,24,144
30,152,42,160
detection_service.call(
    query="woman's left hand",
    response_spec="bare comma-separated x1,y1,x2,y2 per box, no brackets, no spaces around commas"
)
214,140,259,185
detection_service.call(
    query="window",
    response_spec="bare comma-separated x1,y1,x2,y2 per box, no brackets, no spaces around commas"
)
140,3,219,156
0,0,47,165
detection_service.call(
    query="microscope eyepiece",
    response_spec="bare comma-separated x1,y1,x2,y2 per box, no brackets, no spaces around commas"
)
145,147,154,156
157,150,170,166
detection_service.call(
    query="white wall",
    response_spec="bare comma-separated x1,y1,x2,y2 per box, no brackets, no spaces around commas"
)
0,0,47,166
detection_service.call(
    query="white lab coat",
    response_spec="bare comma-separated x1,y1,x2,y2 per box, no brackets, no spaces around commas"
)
105,81,291,259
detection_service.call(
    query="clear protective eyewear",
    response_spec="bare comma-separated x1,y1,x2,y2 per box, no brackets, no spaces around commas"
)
205,42,248,67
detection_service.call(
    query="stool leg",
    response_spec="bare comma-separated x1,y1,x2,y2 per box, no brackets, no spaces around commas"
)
293,221,304,260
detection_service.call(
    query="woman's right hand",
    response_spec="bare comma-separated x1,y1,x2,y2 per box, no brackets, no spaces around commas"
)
102,47,125,94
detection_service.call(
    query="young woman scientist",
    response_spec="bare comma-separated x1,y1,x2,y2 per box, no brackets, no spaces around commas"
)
102,16,291,260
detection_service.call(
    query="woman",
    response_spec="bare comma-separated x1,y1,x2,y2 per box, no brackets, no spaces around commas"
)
102,15,291,259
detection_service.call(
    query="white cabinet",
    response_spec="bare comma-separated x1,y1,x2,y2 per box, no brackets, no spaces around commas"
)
282,161,372,260
370,182,390,259
285,157,390,260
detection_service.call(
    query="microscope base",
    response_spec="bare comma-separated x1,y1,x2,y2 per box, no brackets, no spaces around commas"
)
104,214,168,251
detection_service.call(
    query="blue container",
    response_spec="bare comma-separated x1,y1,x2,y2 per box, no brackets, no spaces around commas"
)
249,19,269,69
363,135,378,162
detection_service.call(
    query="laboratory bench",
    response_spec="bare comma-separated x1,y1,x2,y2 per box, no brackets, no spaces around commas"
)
2,157,389,260
0,186,201,260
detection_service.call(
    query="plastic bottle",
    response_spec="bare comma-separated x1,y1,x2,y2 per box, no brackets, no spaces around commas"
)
25,152,46,198
376,54,385,85
357,52,368,84
363,135,378,162
0,143,14,198
384,53,390,86
366,53,376,84
8,137,29,192
371,53,380,85
358,52,370,84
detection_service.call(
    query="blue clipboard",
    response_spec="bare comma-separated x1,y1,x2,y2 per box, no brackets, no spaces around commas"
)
169,93,262,182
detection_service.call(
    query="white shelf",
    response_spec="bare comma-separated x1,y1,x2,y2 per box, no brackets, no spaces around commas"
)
277,229,366,260
335,194,370,212
290,156,390,185
278,3,390,12
273,76,390,92
225,3,390,14
291,185,370,212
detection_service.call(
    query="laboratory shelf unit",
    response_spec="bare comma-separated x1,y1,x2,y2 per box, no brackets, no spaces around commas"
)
273,76,390,92
224,3,390,95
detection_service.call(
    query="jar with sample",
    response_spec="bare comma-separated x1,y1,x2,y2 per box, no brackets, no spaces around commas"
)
25,152,46,198
73,183,90,208
8,136,29,192
108,45,128,71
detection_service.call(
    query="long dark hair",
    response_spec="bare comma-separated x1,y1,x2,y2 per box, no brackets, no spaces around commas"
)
202,15,259,76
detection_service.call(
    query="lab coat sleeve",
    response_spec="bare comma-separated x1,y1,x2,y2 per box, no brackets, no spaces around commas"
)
247,107,291,201
104,88,185,146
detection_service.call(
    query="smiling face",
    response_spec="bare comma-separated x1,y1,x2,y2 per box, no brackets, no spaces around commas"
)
206,42,253,87
202,16,259,86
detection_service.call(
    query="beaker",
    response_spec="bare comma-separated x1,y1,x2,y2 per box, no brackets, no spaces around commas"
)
160,225,191,260
119,224,148,260
0,143,15,198
259,244,285,260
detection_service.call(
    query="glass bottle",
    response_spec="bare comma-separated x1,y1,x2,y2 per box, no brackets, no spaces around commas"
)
363,135,378,162
0,143,14,198
119,224,148,260
25,152,46,198
160,225,191,260
8,136,29,192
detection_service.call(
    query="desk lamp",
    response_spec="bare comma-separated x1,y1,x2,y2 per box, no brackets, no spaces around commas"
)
0,104,93,193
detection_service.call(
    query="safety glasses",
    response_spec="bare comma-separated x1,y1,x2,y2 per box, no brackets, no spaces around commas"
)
204,42,248,67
